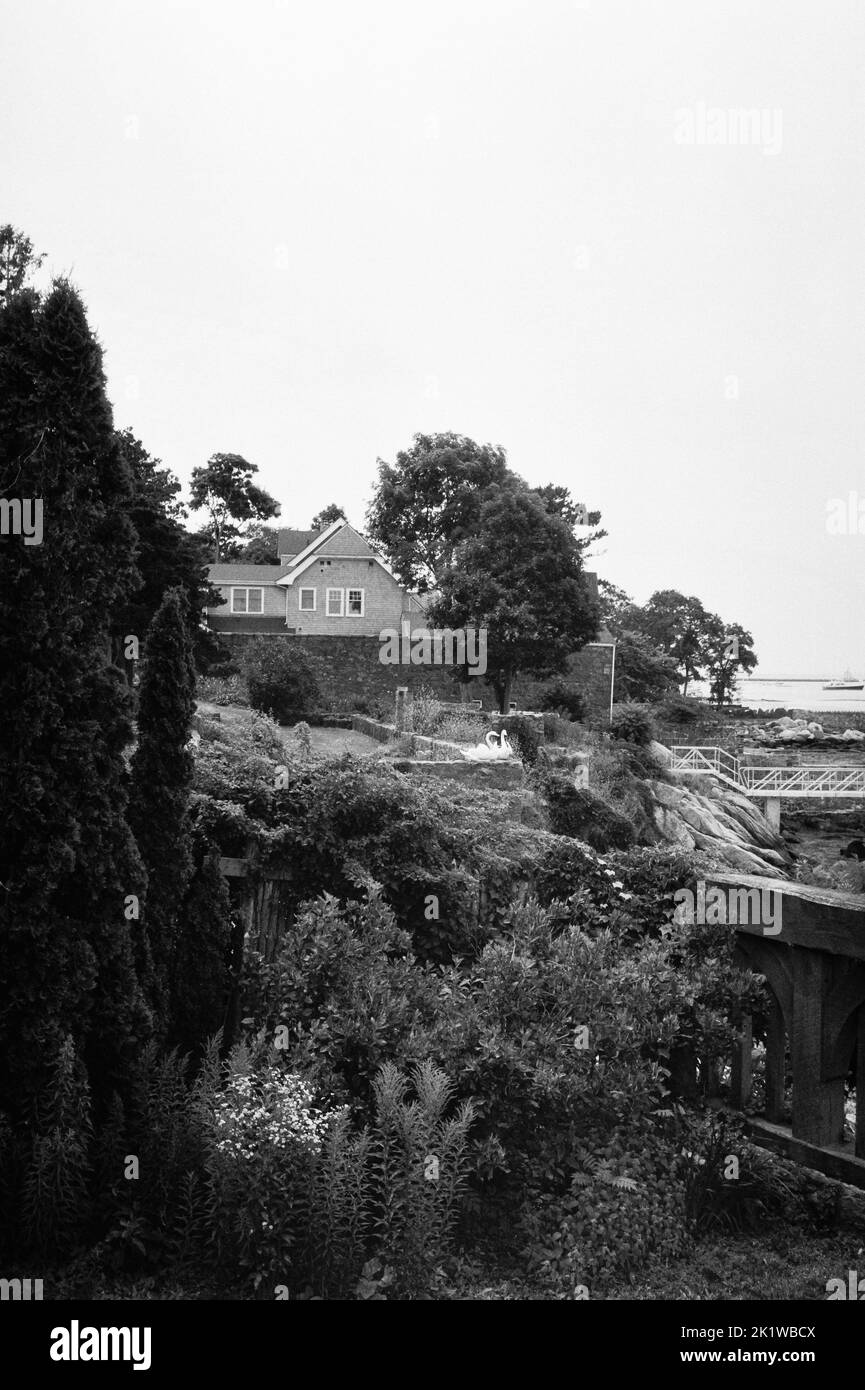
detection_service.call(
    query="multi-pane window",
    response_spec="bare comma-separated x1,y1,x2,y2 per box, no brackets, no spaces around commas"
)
347,589,364,616
231,587,263,614
299,588,316,612
326,588,344,617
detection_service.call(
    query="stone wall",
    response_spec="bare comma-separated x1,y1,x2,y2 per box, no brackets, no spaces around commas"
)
214,633,615,717
511,643,615,717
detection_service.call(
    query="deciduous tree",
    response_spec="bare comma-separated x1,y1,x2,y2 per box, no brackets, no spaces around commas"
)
189,453,280,562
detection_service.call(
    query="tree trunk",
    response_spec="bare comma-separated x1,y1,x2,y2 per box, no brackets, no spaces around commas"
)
500,667,513,714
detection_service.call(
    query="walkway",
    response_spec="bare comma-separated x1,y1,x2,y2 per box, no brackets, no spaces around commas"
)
670,745,865,827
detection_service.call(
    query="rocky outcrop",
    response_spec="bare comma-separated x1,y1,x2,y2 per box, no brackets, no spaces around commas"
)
744,716,865,749
645,776,792,878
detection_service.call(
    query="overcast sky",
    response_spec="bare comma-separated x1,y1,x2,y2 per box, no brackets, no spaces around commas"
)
3,0,863,674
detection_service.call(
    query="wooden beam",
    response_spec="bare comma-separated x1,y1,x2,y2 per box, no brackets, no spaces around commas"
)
764,997,787,1123
746,1115,865,1192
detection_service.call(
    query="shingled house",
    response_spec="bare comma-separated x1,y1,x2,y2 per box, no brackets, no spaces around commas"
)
204,519,614,715
205,520,426,637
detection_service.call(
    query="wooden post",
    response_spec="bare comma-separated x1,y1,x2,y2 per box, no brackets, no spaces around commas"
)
764,996,787,1123
856,1006,865,1160
791,948,845,1147
395,686,408,733
730,1012,753,1109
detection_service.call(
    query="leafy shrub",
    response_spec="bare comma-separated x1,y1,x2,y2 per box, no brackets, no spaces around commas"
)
196,673,248,706
242,640,319,724
524,1125,688,1290
610,702,656,745
370,1062,475,1297
404,687,442,736
539,681,586,722
541,774,635,851
205,1052,337,1291
433,710,489,744
241,893,442,1115
22,1038,92,1257
494,714,541,764
655,693,705,726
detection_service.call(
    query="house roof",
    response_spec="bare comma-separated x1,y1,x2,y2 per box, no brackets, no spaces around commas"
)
208,564,289,583
277,528,318,555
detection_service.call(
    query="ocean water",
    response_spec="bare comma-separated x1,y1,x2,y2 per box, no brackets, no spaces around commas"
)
689,677,865,715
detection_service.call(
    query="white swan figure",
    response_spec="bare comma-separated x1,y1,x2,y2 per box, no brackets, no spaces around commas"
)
464,729,514,762
463,730,502,762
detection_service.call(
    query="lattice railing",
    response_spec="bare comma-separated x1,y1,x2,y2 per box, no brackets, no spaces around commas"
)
670,746,865,798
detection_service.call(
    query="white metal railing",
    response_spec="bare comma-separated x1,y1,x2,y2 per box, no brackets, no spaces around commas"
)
670,746,741,785
670,746,865,799
739,765,865,797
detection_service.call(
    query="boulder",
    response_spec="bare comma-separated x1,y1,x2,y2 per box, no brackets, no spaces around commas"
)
842,729,865,742
807,722,824,736
651,804,696,850
648,740,674,767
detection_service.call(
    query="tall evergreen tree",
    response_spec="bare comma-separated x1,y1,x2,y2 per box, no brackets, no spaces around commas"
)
128,587,196,1029
111,428,221,676
0,274,150,1115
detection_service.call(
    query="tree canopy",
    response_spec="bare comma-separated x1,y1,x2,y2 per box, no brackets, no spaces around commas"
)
311,503,347,531
428,486,600,712
189,453,280,562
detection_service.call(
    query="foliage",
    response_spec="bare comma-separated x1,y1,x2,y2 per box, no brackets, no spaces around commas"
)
365,431,514,593
241,893,441,1116
310,503,347,531
541,775,635,851
538,680,587,722
0,223,44,305
492,715,540,765
0,271,149,1117
195,672,248,706
654,692,707,725
622,590,758,700
129,587,197,1027
242,639,320,724
22,1038,93,1257
189,453,280,563
171,846,233,1057
234,523,279,564
595,579,633,635
613,630,679,703
703,619,758,708
523,1124,688,1290
428,487,600,713
610,702,656,746
111,428,220,674
369,1062,475,1297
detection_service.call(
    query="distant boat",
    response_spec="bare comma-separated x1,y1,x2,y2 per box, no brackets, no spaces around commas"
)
823,669,864,691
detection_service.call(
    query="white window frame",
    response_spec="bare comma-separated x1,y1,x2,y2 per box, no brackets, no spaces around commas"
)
346,588,365,617
299,587,316,612
326,587,344,617
231,586,264,615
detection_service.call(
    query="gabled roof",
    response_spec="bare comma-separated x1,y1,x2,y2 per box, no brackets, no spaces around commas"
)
277,528,318,556
283,519,357,569
208,564,289,583
278,549,400,586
